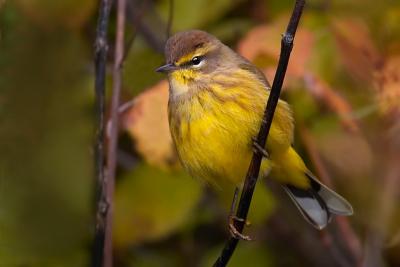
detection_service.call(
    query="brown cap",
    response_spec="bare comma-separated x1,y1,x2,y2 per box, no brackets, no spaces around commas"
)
164,30,219,64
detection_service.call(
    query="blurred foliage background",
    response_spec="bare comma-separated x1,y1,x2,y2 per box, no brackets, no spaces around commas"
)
1,0,400,266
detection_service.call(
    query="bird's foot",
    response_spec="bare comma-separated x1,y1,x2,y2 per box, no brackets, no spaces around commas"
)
252,137,269,158
228,215,252,241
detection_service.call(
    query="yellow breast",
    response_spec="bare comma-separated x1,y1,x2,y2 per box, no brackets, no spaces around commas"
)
167,70,295,186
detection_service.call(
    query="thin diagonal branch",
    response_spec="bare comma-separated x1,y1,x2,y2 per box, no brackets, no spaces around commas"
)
126,1,164,53
104,0,127,266
122,0,150,62
166,0,174,38
91,0,112,266
212,0,305,266
298,125,362,266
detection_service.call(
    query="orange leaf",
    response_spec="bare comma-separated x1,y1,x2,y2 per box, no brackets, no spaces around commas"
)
331,18,382,83
237,18,315,81
374,56,400,116
304,73,360,133
121,80,179,169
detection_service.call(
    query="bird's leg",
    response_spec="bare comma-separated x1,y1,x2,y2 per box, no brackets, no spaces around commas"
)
252,137,269,158
228,187,252,241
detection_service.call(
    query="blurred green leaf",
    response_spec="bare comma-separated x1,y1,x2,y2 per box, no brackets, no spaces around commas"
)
14,0,96,30
216,179,276,228
113,162,202,248
287,88,320,124
266,0,293,18
157,0,245,31
208,18,254,43
306,21,340,83
123,38,164,95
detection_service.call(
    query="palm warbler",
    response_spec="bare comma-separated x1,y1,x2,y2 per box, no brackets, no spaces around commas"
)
156,30,353,230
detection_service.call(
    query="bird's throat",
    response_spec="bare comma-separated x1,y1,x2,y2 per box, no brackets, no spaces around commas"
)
169,76,191,98
168,69,200,99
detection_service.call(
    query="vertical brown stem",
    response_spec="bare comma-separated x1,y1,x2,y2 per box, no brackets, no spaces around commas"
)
299,125,363,266
166,0,174,38
104,0,126,266
92,0,112,266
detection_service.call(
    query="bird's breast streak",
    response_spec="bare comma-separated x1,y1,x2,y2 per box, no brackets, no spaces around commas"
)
171,95,255,185
169,85,296,186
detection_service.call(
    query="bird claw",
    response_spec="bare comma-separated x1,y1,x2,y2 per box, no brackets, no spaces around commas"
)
252,137,269,158
228,215,252,241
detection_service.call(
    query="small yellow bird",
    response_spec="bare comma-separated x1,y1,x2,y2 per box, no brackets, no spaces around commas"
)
156,30,353,231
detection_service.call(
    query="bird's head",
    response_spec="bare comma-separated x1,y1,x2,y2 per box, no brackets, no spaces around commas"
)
156,30,269,99
156,30,234,96
156,30,223,74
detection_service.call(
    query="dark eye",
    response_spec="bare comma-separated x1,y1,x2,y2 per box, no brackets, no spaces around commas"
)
191,56,202,65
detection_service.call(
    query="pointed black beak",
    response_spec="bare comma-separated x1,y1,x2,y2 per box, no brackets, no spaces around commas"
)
155,63,177,73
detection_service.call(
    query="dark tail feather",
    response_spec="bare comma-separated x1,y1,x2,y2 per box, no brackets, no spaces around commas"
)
283,172,353,230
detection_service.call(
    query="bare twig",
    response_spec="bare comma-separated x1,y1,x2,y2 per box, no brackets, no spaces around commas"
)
304,73,360,134
91,0,112,266
103,0,127,266
212,1,305,266
123,0,173,60
362,151,400,267
122,34,138,63
122,0,150,62
319,231,353,267
298,125,332,186
299,125,363,266
126,0,164,52
166,0,174,38
336,217,363,266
